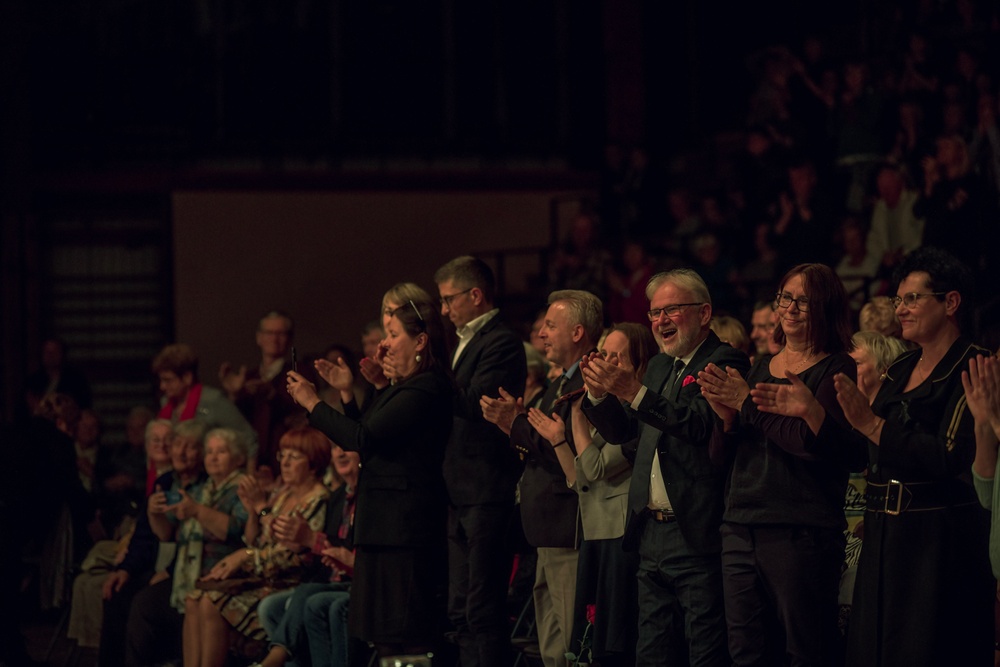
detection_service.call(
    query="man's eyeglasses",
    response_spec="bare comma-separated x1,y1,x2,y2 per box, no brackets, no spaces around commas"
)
890,292,947,309
775,293,810,312
646,303,704,321
439,288,472,308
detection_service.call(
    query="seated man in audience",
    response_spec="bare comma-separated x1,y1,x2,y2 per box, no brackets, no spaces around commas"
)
152,342,258,468
219,310,304,478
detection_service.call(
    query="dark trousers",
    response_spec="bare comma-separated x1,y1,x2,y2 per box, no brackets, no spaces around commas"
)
125,577,182,667
636,516,728,667
721,522,844,667
100,569,153,667
447,503,514,667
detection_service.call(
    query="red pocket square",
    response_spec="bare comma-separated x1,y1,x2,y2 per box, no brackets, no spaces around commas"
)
681,375,695,387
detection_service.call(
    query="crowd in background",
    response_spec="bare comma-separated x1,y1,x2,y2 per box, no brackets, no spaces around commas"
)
7,4,1000,667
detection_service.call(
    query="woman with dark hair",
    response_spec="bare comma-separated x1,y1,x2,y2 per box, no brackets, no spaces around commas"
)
697,263,866,665
287,298,453,658
833,247,993,665
527,321,658,666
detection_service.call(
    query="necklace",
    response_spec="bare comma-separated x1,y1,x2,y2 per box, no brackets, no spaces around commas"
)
782,349,815,374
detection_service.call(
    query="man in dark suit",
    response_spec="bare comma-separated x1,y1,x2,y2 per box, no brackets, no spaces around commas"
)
434,256,527,667
581,269,749,667
482,289,603,667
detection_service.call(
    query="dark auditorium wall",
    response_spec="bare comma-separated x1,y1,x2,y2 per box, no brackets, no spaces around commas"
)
172,190,569,379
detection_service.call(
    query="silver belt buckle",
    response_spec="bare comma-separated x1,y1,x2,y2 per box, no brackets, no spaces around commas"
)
885,479,904,516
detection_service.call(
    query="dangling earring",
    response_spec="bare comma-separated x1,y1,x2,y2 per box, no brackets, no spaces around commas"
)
415,353,422,363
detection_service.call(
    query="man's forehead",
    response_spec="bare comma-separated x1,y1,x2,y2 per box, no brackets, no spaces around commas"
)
260,315,291,332
651,281,692,304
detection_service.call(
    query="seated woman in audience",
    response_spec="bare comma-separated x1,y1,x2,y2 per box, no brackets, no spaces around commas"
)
182,427,330,667
697,263,866,665
119,420,207,667
528,322,658,667
255,443,361,667
287,298,452,659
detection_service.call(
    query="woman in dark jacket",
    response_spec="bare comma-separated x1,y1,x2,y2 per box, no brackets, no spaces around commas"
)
288,298,453,658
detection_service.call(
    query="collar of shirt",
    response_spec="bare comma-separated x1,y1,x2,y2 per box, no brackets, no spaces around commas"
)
260,357,286,382
672,336,708,374
455,308,499,342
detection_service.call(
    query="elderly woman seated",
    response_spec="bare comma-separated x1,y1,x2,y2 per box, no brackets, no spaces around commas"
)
126,425,250,665
183,426,330,667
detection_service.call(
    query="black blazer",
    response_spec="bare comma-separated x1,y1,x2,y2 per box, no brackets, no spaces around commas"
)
510,369,584,549
443,315,527,506
584,331,750,553
309,370,453,548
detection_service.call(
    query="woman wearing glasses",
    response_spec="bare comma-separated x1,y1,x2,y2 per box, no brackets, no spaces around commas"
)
286,298,452,660
833,247,993,665
697,263,865,665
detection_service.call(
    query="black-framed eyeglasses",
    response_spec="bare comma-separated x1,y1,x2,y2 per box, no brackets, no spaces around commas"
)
890,292,947,309
775,292,810,312
439,288,472,308
646,303,704,321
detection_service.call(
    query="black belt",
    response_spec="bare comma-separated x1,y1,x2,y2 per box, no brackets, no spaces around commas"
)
865,479,978,515
645,508,677,523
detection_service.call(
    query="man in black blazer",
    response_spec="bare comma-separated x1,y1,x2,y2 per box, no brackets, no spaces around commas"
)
582,269,749,667
435,256,527,667
482,289,603,667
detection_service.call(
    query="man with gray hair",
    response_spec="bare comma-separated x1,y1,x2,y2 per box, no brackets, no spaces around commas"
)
581,269,750,666
482,289,602,667
434,255,527,667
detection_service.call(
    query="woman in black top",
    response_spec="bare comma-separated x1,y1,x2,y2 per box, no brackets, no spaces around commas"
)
698,263,865,666
834,247,992,666
287,299,453,659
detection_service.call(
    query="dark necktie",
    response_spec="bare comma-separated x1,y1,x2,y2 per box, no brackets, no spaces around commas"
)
665,359,686,397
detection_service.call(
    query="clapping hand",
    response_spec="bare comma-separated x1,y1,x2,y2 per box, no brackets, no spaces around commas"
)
697,363,749,428
526,407,566,447
315,357,354,392
480,387,524,435
963,355,1000,440
751,371,819,419
580,354,641,403
238,475,268,516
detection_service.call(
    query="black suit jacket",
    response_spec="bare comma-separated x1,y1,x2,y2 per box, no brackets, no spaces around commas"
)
309,370,453,548
583,331,750,553
510,369,584,549
443,315,527,506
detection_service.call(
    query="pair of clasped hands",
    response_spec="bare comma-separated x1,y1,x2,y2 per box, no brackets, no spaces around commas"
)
479,352,644,440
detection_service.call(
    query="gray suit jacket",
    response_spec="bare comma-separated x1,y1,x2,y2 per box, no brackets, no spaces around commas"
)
574,430,631,541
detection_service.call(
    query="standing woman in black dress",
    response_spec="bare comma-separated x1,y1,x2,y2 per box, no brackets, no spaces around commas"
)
834,247,993,666
287,299,453,659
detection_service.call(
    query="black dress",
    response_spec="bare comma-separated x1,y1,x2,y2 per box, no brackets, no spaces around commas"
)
846,339,994,666
309,370,453,645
